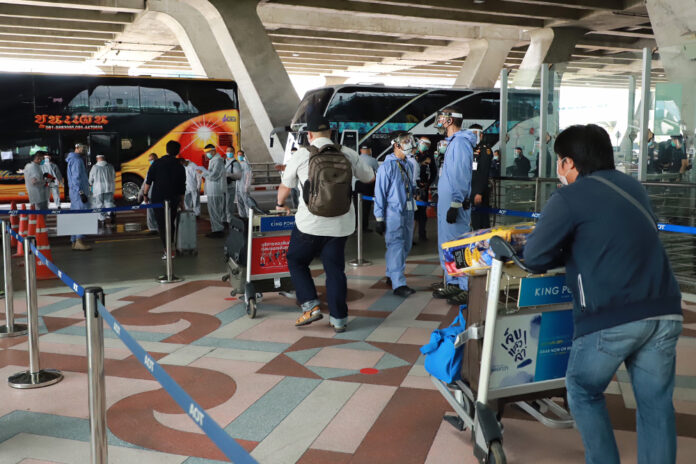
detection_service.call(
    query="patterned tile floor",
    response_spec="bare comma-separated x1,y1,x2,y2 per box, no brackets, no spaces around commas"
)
1,255,695,463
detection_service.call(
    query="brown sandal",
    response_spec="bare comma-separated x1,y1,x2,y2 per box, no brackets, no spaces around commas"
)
295,307,323,326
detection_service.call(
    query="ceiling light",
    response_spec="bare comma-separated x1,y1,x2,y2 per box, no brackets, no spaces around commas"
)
292,53,300,57
473,0,486,3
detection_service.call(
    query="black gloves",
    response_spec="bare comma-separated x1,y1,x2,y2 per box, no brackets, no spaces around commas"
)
79,191,88,204
446,207,459,224
375,221,386,235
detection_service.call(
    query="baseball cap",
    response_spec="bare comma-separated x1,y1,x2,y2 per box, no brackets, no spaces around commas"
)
306,112,331,132
204,144,215,150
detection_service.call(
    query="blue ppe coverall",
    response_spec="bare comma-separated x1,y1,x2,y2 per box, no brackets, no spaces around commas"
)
374,153,416,290
66,151,91,242
437,130,476,290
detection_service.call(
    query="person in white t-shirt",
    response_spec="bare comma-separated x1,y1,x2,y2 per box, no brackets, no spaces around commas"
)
276,113,375,333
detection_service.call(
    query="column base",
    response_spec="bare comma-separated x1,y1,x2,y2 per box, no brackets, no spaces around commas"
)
348,259,372,268
158,275,184,284
8,369,64,389
0,323,28,338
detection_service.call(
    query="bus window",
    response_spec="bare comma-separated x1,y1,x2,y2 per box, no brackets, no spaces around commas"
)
290,87,334,129
67,89,90,112
90,85,139,113
325,88,421,134
140,86,191,114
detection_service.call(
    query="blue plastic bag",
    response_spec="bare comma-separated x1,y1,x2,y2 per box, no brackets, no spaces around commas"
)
420,309,466,384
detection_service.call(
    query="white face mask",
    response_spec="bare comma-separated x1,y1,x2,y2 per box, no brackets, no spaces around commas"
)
557,157,569,185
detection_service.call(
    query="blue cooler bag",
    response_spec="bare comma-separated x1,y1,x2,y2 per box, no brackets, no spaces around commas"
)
420,309,466,384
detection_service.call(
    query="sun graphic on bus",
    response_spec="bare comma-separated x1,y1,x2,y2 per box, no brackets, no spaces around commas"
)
176,113,237,162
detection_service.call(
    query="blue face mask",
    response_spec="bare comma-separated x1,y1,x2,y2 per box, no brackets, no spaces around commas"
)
238,156,245,162
206,152,213,160
226,152,234,158
149,160,154,165
39,159,45,165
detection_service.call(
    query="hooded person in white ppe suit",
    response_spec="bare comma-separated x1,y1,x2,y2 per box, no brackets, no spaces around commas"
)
182,158,207,216
202,144,227,238
89,154,116,222
41,153,63,209
23,152,50,211
235,150,253,218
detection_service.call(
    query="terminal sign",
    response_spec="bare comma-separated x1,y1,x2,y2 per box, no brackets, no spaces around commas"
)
518,275,573,307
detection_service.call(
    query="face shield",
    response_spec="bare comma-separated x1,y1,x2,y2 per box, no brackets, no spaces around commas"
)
417,138,431,153
436,139,448,156
469,128,483,146
434,110,463,135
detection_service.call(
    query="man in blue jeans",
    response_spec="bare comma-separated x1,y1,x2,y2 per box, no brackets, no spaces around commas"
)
523,124,682,464
276,113,375,333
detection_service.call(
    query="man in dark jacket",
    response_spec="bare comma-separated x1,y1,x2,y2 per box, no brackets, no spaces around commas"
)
523,124,682,464
469,124,492,230
415,137,437,242
511,147,531,178
143,140,186,259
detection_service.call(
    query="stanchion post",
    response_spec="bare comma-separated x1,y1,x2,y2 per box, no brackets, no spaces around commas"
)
0,220,27,338
8,236,63,388
84,287,108,464
158,201,183,284
348,193,372,267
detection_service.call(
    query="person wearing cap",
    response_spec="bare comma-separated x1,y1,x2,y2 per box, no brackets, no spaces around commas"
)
374,131,417,298
41,152,63,209
276,112,375,332
201,144,227,238
224,146,242,222
89,154,116,223
66,143,92,251
23,151,50,211
353,145,378,232
433,107,477,305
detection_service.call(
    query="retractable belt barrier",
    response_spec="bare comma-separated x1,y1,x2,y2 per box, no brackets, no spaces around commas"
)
0,203,163,216
7,225,258,464
360,196,696,235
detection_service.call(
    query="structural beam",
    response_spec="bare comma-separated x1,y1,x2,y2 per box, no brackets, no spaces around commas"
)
513,27,587,87
454,38,516,88
503,0,623,10
0,0,144,13
0,17,125,33
0,4,134,23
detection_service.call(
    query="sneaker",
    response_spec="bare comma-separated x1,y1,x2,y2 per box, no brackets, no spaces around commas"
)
72,239,92,251
432,284,463,299
161,252,176,260
393,285,416,298
446,291,469,306
295,306,323,327
385,277,392,287
330,323,347,333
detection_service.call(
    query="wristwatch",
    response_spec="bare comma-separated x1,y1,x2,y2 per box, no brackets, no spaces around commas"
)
276,202,285,208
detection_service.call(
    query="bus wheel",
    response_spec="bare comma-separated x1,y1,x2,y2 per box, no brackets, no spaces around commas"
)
122,174,143,204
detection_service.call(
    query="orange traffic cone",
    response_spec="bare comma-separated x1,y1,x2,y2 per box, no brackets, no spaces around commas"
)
35,215,56,281
13,204,27,257
9,201,18,248
27,206,37,239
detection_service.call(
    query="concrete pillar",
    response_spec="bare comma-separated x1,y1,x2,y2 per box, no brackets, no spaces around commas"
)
646,0,696,147
454,39,517,88
324,76,349,86
513,27,587,88
148,0,299,164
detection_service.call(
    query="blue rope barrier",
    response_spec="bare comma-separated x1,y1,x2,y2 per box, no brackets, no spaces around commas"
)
96,301,257,464
0,203,163,216
361,195,693,234
8,224,258,463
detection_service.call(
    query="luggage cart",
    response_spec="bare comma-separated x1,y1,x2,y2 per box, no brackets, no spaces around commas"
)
432,236,575,464
242,208,295,318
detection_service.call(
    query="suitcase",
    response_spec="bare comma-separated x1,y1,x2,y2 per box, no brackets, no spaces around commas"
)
176,210,197,255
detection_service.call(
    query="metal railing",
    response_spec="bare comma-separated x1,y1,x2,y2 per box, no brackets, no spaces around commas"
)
490,177,696,285
249,162,281,186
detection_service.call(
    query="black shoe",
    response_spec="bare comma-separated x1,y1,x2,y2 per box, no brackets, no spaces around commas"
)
206,230,225,238
394,286,416,298
385,277,392,287
446,291,469,306
433,284,464,299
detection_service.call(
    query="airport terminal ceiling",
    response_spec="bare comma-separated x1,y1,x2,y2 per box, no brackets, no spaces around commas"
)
0,0,668,88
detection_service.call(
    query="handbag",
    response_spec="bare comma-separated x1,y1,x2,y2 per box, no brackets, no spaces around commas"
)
420,309,467,384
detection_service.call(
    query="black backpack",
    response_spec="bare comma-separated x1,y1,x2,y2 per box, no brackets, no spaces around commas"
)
303,144,353,217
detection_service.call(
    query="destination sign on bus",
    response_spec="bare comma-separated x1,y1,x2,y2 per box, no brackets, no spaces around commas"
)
34,114,110,131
